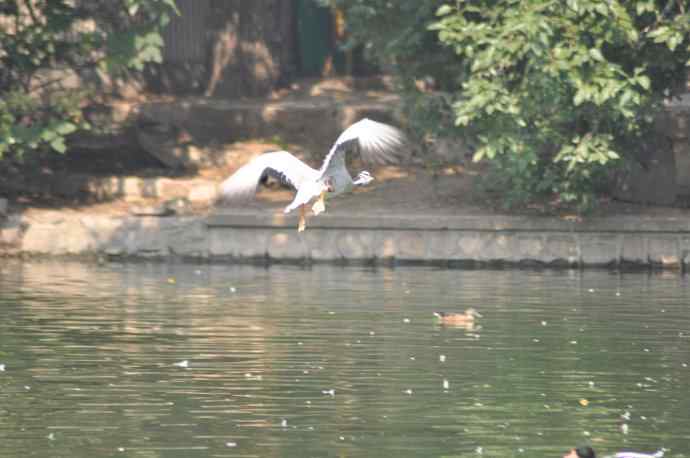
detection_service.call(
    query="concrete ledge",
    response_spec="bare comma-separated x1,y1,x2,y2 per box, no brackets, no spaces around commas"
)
207,211,690,233
5,209,689,268
206,211,690,268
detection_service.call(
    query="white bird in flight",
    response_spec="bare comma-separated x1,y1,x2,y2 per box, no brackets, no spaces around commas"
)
218,118,407,231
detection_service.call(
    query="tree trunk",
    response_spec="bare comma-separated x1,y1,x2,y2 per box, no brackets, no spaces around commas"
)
157,0,296,98
204,0,296,98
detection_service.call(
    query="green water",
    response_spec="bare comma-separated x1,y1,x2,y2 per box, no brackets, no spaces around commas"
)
1,261,689,457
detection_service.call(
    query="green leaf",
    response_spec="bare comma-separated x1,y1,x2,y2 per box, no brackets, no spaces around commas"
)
588,48,604,62
55,121,77,136
41,129,58,142
50,137,67,153
637,75,651,90
607,150,620,160
436,5,453,16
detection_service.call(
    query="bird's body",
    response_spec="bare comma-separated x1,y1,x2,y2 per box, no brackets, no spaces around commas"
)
434,309,482,326
609,451,665,458
218,118,406,231
565,445,665,458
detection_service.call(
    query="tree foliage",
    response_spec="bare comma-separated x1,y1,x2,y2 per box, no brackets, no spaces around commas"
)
328,0,690,210
0,0,178,160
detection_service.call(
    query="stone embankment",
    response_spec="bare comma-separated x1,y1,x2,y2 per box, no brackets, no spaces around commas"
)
2,82,690,268
3,208,690,268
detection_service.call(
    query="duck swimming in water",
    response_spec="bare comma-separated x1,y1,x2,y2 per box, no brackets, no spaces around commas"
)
564,447,596,458
563,446,665,458
433,308,482,326
610,451,665,458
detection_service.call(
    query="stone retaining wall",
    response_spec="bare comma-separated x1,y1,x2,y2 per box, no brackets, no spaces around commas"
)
2,210,690,268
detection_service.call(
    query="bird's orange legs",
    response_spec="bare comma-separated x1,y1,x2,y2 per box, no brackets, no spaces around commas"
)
298,190,328,232
298,204,307,232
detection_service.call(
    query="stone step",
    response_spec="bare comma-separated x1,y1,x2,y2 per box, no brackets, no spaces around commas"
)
43,173,219,204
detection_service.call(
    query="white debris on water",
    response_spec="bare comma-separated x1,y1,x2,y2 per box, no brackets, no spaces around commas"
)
588,288,595,293
439,354,446,363
281,419,287,428
541,320,547,326
229,287,237,293
0,363,5,371
621,423,629,435
173,360,189,368
404,388,413,395
443,379,449,390
476,446,483,454
225,442,237,448
117,447,125,452
403,318,411,323
322,389,335,396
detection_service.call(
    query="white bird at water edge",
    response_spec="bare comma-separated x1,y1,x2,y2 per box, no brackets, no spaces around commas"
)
217,118,407,231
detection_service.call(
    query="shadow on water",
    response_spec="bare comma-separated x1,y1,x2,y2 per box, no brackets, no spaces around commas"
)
1,261,689,457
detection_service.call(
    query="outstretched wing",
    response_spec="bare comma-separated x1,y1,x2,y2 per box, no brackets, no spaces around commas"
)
218,151,319,204
318,118,407,178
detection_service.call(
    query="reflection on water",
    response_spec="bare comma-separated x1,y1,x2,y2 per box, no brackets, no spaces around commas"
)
1,261,690,457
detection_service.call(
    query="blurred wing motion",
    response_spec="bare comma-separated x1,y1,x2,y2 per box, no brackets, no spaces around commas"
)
218,151,318,204
319,118,407,178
